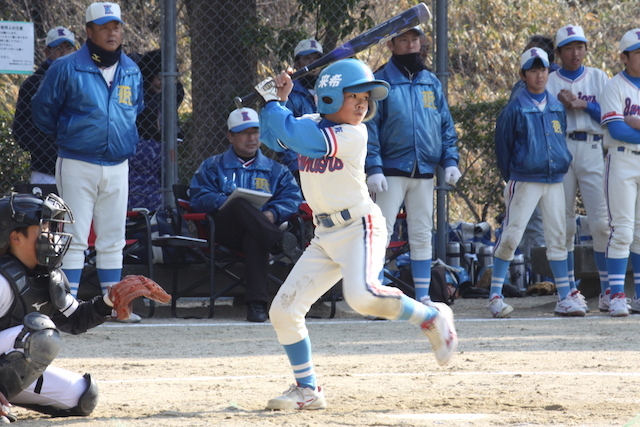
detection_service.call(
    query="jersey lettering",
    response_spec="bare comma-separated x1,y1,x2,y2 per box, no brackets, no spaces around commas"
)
552,120,562,134
624,98,640,116
422,91,436,109
118,85,133,106
253,177,271,192
298,156,344,173
577,92,597,103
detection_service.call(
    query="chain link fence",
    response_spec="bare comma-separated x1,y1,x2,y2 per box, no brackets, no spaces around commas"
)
1,0,638,228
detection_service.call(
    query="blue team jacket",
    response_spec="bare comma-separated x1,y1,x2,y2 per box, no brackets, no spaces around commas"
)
366,60,459,176
189,148,303,225
32,44,143,165
494,89,571,183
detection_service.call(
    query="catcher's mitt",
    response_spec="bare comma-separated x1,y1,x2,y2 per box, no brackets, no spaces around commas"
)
108,275,171,320
524,281,556,296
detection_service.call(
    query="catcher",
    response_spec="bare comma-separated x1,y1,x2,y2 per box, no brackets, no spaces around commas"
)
0,192,170,422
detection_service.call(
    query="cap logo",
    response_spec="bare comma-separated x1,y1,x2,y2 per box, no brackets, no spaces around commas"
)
241,111,251,121
57,28,66,37
636,31,640,41
310,40,317,48
103,4,114,15
530,48,539,58
566,26,575,36
317,73,343,88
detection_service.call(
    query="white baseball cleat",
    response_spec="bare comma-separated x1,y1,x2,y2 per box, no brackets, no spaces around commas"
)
487,293,513,318
266,384,326,410
598,288,611,312
566,289,589,313
421,301,458,366
554,296,586,317
609,293,629,317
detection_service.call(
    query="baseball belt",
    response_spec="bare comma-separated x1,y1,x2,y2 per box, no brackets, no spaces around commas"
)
568,132,602,141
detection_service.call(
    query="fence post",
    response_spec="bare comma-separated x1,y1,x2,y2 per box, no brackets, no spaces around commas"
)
161,0,178,208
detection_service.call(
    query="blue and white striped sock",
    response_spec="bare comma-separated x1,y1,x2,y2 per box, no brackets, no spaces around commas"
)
411,259,432,302
394,294,437,325
489,257,510,298
283,336,316,390
62,268,83,299
630,252,640,299
97,268,122,295
549,259,570,300
606,257,628,296
594,251,608,296
567,251,576,290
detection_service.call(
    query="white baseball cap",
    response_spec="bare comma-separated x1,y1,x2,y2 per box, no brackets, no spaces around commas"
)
228,108,259,133
556,25,588,48
294,39,323,58
46,26,75,48
520,47,550,70
620,29,640,52
86,2,123,25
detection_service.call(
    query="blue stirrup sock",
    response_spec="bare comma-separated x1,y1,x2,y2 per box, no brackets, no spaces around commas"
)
62,268,83,299
97,268,122,295
630,253,640,299
549,259,570,300
394,294,437,325
489,257,510,298
567,251,576,290
606,257,627,296
411,258,432,301
283,336,316,390
594,251,608,295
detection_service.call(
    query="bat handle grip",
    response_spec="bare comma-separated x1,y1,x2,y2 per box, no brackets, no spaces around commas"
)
234,91,259,109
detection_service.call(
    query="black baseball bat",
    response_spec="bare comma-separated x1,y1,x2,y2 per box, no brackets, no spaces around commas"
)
234,2,431,109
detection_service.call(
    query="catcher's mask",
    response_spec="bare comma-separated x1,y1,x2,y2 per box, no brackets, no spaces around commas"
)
0,193,74,270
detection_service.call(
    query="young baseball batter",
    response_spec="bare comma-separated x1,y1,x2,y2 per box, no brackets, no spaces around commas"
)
254,58,458,410
546,25,610,312
492,48,577,317
600,29,640,317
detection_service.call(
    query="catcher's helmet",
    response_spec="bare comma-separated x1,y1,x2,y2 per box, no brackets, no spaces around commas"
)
0,193,74,269
315,58,389,121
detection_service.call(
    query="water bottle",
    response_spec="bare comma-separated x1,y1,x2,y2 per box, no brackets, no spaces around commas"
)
477,246,493,270
510,254,526,291
446,242,461,267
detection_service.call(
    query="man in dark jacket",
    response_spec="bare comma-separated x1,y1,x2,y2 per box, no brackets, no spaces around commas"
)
12,26,76,184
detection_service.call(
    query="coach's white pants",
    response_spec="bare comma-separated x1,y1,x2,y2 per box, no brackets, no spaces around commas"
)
373,176,434,260
495,181,567,262
0,326,87,409
563,138,609,252
604,150,640,258
56,158,128,270
270,204,403,345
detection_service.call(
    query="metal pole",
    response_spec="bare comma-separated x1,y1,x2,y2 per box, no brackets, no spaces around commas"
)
434,0,450,261
161,0,178,208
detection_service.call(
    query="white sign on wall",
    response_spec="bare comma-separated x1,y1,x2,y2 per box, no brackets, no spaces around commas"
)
0,21,34,74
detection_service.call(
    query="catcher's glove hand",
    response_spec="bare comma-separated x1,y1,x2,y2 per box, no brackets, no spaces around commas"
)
106,275,171,320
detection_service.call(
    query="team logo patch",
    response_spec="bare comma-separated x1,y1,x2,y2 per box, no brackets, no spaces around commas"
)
104,4,114,15
566,26,575,36
241,111,251,121
57,28,66,37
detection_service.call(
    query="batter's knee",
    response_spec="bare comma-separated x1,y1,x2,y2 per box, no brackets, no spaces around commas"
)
611,226,633,249
590,219,611,251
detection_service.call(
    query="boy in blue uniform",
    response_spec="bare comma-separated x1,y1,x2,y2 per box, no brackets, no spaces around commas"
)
255,58,458,410
491,48,578,317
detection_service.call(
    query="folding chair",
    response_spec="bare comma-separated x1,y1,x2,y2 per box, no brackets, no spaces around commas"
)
151,184,247,318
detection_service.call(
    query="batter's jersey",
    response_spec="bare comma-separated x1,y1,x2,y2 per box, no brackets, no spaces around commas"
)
546,67,608,134
600,72,640,150
260,104,373,215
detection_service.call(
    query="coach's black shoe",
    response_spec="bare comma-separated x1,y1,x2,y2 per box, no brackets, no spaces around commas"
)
247,303,268,323
279,231,303,263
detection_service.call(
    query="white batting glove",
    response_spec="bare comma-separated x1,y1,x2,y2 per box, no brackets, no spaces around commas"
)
254,78,280,103
366,174,388,193
444,166,462,186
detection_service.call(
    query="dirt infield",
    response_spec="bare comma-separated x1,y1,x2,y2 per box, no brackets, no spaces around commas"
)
10,295,640,426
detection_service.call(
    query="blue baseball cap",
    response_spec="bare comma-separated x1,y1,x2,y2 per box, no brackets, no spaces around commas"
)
520,48,550,70
86,2,123,25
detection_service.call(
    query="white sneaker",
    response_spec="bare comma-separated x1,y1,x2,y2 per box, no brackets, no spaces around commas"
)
554,297,586,317
266,384,326,410
598,289,611,312
419,295,432,305
566,289,589,313
487,294,513,318
630,296,640,314
420,301,458,366
109,311,142,323
609,293,629,317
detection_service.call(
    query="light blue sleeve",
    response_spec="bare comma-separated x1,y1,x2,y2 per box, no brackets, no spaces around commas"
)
259,102,330,159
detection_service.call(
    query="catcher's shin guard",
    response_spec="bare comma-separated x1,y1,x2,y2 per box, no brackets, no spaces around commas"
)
0,313,62,399
18,373,99,417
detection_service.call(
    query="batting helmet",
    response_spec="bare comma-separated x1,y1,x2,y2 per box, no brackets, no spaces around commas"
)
315,58,389,121
0,193,74,269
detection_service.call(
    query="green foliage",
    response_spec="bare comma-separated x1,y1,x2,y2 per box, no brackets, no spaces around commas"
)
450,99,508,223
0,110,30,193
